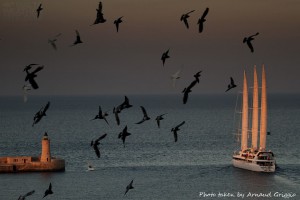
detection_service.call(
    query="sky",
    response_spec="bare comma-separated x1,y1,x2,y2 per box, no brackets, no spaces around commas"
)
0,0,300,96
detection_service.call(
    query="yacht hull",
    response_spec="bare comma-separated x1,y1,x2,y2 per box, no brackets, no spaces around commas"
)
232,157,275,173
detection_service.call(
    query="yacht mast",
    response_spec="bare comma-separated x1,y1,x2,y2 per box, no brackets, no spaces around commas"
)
241,70,248,151
251,66,259,151
259,65,267,151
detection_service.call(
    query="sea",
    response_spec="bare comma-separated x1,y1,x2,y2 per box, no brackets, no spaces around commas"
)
0,94,299,200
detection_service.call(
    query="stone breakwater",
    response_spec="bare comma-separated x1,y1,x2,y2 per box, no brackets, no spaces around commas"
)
0,156,65,173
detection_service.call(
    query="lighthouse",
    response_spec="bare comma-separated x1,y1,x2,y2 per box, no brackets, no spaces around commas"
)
0,132,65,172
41,132,51,162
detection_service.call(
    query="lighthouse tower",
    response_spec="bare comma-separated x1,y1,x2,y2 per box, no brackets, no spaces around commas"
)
41,132,51,162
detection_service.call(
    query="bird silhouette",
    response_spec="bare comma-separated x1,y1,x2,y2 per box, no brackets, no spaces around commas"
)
180,10,195,29
243,32,259,52
48,33,61,50
118,126,131,147
118,96,133,111
171,69,181,88
90,133,107,158
197,8,209,33
182,79,198,104
36,4,43,18
32,102,50,127
182,84,193,105
225,77,237,92
136,106,150,124
124,179,134,196
171,121,185,142
161,49,170,66
24,65,44,89
155,113,167,128
71,30,83,46
18,190,35,200
43,183,53,198
91,106,109,125
114,16,123,32
113,107,121,125
48,39,58,50
92,2,106,25
22,84,31,103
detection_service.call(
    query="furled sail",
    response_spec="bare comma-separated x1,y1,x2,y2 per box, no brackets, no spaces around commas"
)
241,71,248,151
259,65,267,151
251,66,259,151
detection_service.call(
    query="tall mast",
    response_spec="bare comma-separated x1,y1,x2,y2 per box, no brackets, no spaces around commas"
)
251,66,259,151
259,65,267,151
241,70,248,151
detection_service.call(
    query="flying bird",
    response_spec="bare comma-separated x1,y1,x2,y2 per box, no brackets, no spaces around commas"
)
91,106,109,125
24,65,44,89
43,183,53,198
71,30,83,46
225,77,237,92
161,49,170,66
181,70,202,104
243,32,259,53
18,190,35,200
36,4,43,18
92,1,106,25
136,106,150,124
197,8,209,33
113,107,121,125
114,16,123,32
182,79,199,104
118,96,133,111
48,33,61,50
124,179,134,196
155,113,167,128
171,69,181,88
118,126,131,147
48,39,58,50
180,10,195,29
171,121,185,142
90,133,107,158
32,102,50,127
22,84,31,103
182,85,192,104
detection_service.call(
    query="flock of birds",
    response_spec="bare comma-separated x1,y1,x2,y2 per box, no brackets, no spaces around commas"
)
11,1,262,199
31,2,259,51
20,1,259,103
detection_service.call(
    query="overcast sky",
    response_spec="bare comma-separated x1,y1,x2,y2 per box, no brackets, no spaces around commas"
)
0,0,299,96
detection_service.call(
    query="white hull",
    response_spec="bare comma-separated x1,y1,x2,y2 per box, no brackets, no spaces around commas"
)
232,151,275,173
87,168,94,171
232,158,275,172
87,165,95,171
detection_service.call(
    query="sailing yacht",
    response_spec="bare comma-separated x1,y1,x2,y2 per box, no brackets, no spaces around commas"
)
232,65,276,172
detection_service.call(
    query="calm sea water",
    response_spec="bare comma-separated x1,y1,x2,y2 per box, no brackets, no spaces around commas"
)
0,94,299,200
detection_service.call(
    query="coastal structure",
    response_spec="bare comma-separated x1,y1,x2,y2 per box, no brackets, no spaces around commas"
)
232,65,276,172
0,133,65,173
